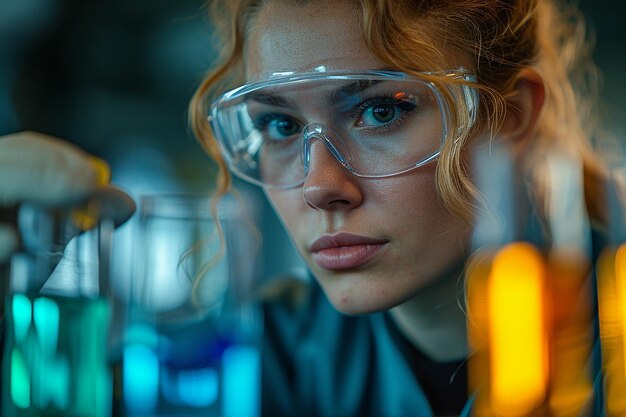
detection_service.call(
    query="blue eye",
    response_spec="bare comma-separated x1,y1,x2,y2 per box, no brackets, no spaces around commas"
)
354,94,417,129
269,118,300,138
363,103,396,124
254,114,302,142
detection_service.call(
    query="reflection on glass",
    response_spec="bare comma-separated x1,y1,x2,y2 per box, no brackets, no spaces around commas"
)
124,343,160,413
488,243,547,414
223,344,260,417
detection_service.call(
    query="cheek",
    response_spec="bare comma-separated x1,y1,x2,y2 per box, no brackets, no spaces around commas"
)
264,189,307,233
383,168,469,254
377,164,443,217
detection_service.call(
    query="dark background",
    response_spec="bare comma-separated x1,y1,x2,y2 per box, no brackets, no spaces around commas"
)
1,0,217,195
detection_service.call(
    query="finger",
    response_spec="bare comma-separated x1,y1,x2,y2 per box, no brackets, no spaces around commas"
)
99,186,136,226
0,131,110,207
72,185,136,231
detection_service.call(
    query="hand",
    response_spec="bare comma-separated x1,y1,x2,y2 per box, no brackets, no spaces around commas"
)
0,131,134,265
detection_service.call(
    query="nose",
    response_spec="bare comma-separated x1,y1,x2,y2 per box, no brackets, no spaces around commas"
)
302,138,363,211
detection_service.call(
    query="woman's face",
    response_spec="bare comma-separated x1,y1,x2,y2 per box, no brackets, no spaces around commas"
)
245,0,472,314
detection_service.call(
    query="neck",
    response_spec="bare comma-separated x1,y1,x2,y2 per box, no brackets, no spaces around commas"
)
389,262,468,362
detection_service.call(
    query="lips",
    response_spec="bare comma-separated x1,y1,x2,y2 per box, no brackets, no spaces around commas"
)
310,233,388,271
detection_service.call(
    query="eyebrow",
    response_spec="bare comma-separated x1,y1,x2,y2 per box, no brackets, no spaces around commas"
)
326,79,382,105
245,78,384,108
246,92,296,108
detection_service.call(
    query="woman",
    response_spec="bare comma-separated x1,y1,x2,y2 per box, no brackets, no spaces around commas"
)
0,0,611,415
188,0,608,415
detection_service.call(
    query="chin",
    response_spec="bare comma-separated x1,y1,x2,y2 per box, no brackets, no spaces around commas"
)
328,295,401,316
321,279,410,316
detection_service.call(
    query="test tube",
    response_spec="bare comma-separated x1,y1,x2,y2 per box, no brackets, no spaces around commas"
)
467,144,594,416
597,166,626,416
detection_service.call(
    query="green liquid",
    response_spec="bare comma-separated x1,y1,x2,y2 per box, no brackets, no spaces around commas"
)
2,294,111,417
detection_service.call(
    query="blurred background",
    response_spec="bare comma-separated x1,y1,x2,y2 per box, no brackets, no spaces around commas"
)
1,0,216,194
1,0,624,282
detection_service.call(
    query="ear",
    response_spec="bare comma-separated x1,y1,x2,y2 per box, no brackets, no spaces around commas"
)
499,68,545,154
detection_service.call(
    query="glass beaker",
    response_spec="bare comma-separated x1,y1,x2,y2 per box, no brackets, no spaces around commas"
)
117,194,262,417
2,203,115,417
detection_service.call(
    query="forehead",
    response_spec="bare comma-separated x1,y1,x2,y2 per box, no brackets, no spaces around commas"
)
244,0,388,81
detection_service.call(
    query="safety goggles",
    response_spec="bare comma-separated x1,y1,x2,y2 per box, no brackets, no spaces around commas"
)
209,69,478,189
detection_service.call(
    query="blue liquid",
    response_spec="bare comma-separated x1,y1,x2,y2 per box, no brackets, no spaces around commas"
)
1,294,111,417
122,319,260,417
